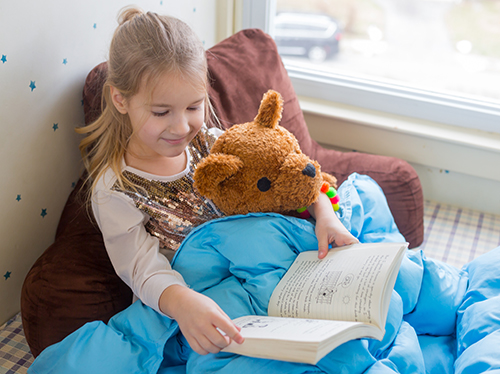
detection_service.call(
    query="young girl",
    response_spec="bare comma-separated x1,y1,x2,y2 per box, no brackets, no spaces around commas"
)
77,6,357,357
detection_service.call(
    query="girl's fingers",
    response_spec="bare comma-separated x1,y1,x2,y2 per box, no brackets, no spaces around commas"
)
186,335,210,356
188,330,223,354
198,335,223,354
213,314,244,345
206,328,232,349
316,230,329,259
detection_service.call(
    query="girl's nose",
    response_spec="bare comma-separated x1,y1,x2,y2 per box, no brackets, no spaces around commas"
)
170,115,190,135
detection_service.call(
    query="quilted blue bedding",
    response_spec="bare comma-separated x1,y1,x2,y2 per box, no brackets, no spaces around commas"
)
28,174,500,374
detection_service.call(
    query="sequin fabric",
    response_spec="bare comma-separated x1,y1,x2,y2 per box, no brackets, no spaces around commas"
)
112,128,224,252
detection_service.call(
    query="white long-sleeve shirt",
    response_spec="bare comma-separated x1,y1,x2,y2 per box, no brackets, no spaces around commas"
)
92,126,224,315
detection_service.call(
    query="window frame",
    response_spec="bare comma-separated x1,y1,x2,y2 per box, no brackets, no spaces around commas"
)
242,0,500,135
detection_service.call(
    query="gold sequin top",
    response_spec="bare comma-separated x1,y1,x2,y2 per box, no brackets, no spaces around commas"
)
111,127,224,252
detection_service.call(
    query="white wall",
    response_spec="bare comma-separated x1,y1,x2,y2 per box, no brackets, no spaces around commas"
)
0,0,217,326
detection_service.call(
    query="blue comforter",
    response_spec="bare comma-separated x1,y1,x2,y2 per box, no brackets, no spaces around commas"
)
28,174,500,374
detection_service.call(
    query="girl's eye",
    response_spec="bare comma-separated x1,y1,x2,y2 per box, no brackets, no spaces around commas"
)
188,106,201,111
152,111,169,117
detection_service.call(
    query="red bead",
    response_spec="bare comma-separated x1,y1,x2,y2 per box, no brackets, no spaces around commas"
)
320,182,330,193
299,210,311,219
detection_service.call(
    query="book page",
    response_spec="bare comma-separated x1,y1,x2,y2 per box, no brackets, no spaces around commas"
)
268,243,407,327
223,315,383,364
226,315,361,342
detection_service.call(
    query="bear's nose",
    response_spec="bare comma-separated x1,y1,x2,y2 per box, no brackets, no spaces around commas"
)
302,163,316,178
257,177,272,192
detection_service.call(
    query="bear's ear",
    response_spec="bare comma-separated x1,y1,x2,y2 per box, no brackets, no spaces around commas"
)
193,153,243,198
320,172,338,189
254,90,283,129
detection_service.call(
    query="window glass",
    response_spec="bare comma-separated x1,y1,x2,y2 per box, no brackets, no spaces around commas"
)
274,0,500,104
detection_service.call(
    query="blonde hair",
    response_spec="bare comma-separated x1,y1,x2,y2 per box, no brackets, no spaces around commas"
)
77,6,216,198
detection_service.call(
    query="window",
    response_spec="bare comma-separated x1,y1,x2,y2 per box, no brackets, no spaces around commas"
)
243,0,500,135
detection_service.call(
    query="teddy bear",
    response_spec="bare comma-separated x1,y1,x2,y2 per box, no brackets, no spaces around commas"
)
194,89,338,217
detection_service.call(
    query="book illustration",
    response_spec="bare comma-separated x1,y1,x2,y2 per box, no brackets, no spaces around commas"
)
241,318,272,329
341,273,354,288
316,271,355,304
315,271,341,304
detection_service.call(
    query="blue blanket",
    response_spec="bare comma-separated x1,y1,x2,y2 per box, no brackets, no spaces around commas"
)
28,174,500,374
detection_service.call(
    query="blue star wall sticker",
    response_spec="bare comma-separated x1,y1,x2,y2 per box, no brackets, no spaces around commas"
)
29,81,36,91
4,271,11,280
53,123,59,131
1,55,6,63
63,58,68,65
41,208,47,218
16,194,21,202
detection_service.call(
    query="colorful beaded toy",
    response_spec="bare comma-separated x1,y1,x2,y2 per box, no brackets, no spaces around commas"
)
297,181,339,219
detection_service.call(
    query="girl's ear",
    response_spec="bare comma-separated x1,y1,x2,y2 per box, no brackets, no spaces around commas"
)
110,86,128,114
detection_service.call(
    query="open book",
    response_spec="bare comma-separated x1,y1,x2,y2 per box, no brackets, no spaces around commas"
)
223,242,408,364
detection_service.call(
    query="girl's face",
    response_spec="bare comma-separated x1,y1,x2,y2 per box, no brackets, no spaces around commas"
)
118,71,206,163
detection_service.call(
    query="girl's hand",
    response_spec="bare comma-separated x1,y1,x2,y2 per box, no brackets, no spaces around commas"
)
159,285,244,355
310,193,359,259
315,217,358,259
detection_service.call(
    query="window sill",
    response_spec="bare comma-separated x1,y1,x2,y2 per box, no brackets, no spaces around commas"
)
298,95,500,183
288,65,500,135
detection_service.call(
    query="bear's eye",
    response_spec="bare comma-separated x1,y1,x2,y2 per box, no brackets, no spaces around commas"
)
257,177,271,192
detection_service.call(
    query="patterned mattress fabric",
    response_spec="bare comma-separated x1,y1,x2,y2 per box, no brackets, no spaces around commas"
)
419,200,500,269
0,314,33,374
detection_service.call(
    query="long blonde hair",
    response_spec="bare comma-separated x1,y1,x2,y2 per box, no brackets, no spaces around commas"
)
77,6,215,198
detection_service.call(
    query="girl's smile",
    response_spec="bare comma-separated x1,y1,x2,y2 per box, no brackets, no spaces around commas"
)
162,136,187,145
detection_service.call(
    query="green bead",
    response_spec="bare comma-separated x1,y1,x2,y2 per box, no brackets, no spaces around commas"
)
326,187,337,198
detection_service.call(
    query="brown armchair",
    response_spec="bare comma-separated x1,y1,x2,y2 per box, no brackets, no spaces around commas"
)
21,29,423,357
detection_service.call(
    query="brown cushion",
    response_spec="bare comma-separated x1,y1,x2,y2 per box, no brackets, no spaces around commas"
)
21,179,133,357
82,62,108,126
21,28,423,357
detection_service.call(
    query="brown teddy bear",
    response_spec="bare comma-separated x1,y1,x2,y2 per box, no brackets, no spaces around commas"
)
194,89,338,217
